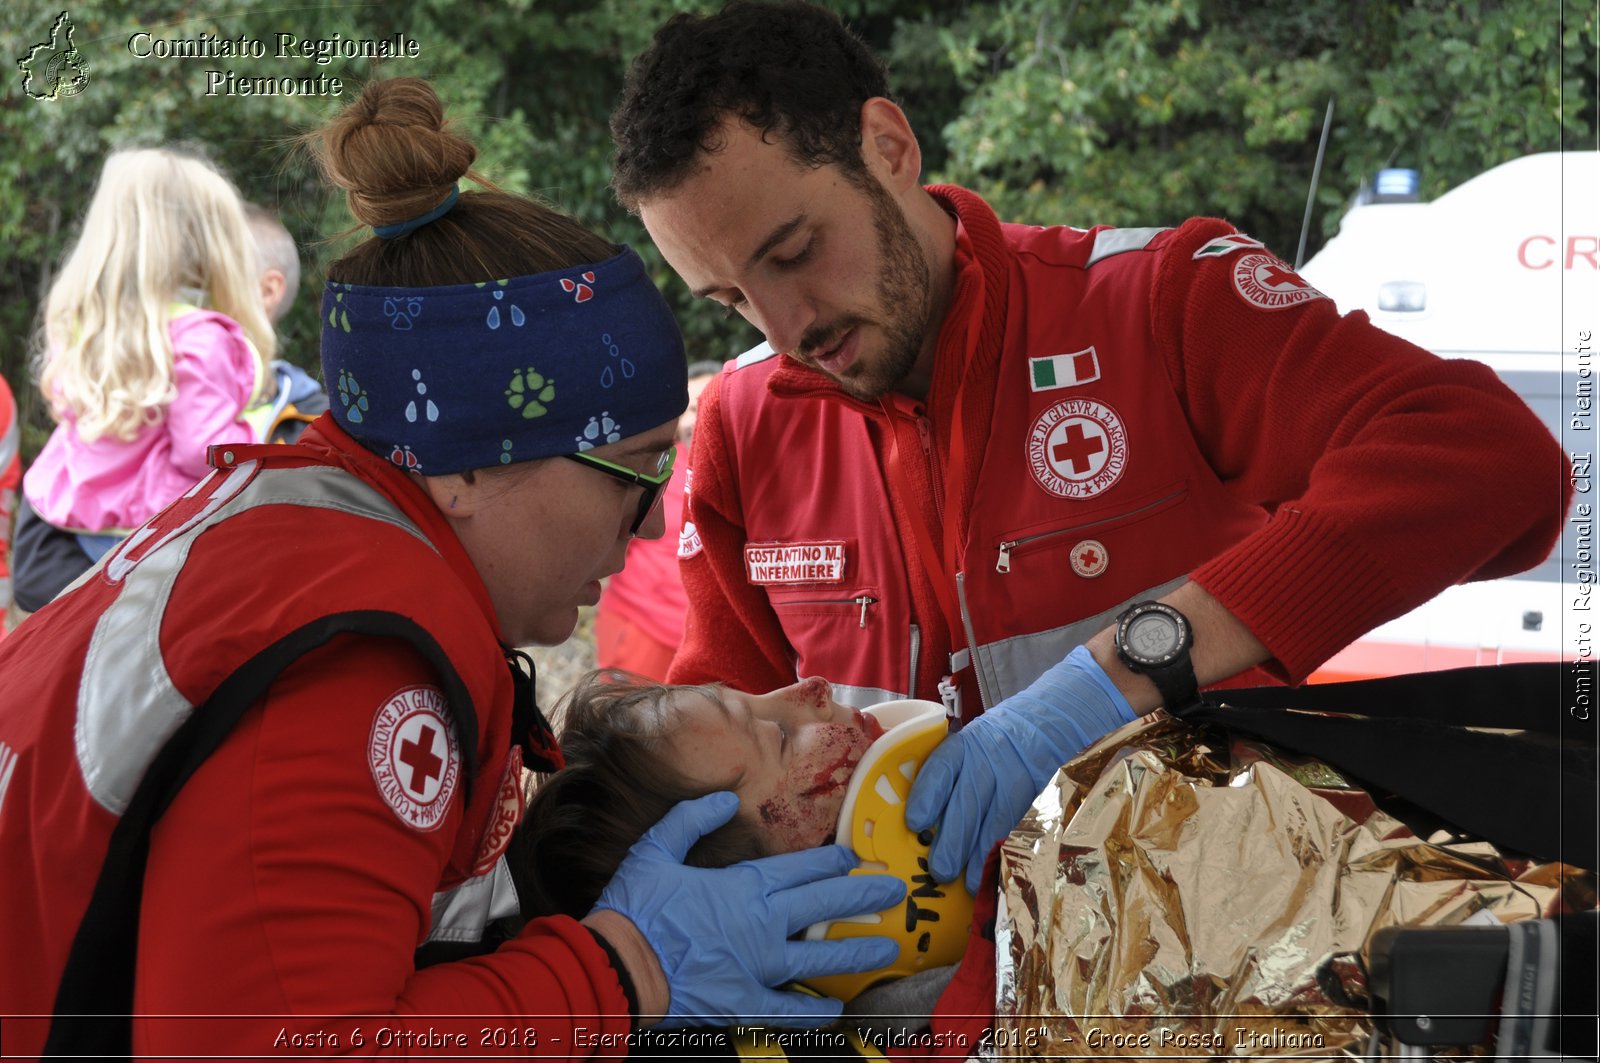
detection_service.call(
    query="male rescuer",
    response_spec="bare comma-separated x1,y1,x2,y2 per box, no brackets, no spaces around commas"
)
609,1,1571,893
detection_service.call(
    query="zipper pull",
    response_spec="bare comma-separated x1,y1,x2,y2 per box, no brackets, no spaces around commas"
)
996,540,1015,574
854,595,877,628
915,415,935,456
938,674,962,726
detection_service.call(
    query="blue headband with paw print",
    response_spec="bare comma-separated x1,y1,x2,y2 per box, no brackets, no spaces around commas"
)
318,246,688,474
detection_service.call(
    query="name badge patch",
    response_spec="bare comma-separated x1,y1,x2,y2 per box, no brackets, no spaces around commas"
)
746,541,847,585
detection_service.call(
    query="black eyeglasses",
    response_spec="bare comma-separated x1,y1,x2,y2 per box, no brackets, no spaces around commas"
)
562,445,677,537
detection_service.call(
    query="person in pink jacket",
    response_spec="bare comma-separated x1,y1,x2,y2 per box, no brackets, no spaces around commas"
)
12,145,274,614
0,372,20,632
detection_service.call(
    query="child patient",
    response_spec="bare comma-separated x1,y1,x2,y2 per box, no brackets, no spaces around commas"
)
516,671,961,1028
520,673,884,914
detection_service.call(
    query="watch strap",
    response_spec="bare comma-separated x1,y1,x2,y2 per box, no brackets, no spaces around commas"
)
1146,658,1200,712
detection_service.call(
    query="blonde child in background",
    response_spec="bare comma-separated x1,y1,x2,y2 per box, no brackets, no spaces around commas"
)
12,146,274,614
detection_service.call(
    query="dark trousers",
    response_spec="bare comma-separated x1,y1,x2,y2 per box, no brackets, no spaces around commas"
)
11,493,95,612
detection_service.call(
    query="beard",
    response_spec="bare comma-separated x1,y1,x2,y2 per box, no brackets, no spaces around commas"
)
794,178,933,401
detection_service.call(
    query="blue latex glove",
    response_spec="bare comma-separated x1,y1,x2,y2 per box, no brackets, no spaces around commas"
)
592,791,906,1028
905,644,1136,893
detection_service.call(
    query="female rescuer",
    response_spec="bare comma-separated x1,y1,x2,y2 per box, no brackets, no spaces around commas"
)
0,77,903,1057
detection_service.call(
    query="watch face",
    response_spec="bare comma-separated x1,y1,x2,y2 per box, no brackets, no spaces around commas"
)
1125,612,1181,665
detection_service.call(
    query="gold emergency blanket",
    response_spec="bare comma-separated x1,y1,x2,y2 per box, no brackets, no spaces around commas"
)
993,713,1591,1059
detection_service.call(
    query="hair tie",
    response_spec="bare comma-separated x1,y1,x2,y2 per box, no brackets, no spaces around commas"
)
373,185,460,239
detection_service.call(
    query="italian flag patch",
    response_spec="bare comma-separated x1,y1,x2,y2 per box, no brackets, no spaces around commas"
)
1192,233,1265,259
1029,348,1100,392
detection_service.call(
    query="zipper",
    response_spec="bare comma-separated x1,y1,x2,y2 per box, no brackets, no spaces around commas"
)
774,594,879,628
996,486,1188,573
915,415,946,529
955,571,990,714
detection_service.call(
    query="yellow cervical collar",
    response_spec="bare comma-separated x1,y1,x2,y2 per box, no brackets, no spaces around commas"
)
800,699,975,1002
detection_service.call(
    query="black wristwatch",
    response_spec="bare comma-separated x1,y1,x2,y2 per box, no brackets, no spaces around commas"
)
1113,600,1199,711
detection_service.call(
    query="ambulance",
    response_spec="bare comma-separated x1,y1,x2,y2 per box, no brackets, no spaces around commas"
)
1299,151,1599,681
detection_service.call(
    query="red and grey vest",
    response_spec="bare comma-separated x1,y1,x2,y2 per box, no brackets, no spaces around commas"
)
0,441,529,1054
712,221,1270,716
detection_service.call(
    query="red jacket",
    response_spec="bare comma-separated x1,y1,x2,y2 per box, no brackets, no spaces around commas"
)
0,417,630,1059
669,186,1567,715
597,468,691,648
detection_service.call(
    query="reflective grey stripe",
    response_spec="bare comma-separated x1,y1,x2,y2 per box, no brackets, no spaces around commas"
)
733,341,779,370
818,623,925,709
0,408,18,471
908,623,921,698
1086,227,1168,269
827,683,907,710
77,464,430,815
221,466,432,546
426,856,520,944
968,576,1188,705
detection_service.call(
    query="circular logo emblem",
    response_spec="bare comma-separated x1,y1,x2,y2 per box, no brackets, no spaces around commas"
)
1070,539,1109,578
1026,398,1128,499
678,518,703,559
472,746,526,876
369,686,460,831
1232,253,1327,310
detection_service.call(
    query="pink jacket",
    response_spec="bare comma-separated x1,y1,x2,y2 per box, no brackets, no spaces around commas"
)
1,373,20,589
24,309,260,533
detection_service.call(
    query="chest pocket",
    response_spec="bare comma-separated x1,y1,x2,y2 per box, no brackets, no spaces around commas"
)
960,477,1198,687
992,479,1190,577
763,572,911,702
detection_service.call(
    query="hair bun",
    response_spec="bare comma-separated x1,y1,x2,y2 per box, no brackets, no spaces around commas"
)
317,77,476,230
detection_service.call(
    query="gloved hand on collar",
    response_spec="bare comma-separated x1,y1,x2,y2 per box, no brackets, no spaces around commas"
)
592,791,906,1028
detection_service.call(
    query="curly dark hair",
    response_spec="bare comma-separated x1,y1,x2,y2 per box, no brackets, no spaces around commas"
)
512,671,770,921
610,0,891,210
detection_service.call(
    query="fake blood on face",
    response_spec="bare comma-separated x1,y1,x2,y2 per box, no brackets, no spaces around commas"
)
756,715,878,851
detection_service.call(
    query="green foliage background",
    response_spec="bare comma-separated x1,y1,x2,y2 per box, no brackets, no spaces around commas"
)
1,0,1595,461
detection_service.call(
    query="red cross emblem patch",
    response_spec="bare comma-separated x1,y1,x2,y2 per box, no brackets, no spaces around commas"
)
369,685,460,831
1070,539,1109,578
1231,253,1327,310
1026,398,1128,499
